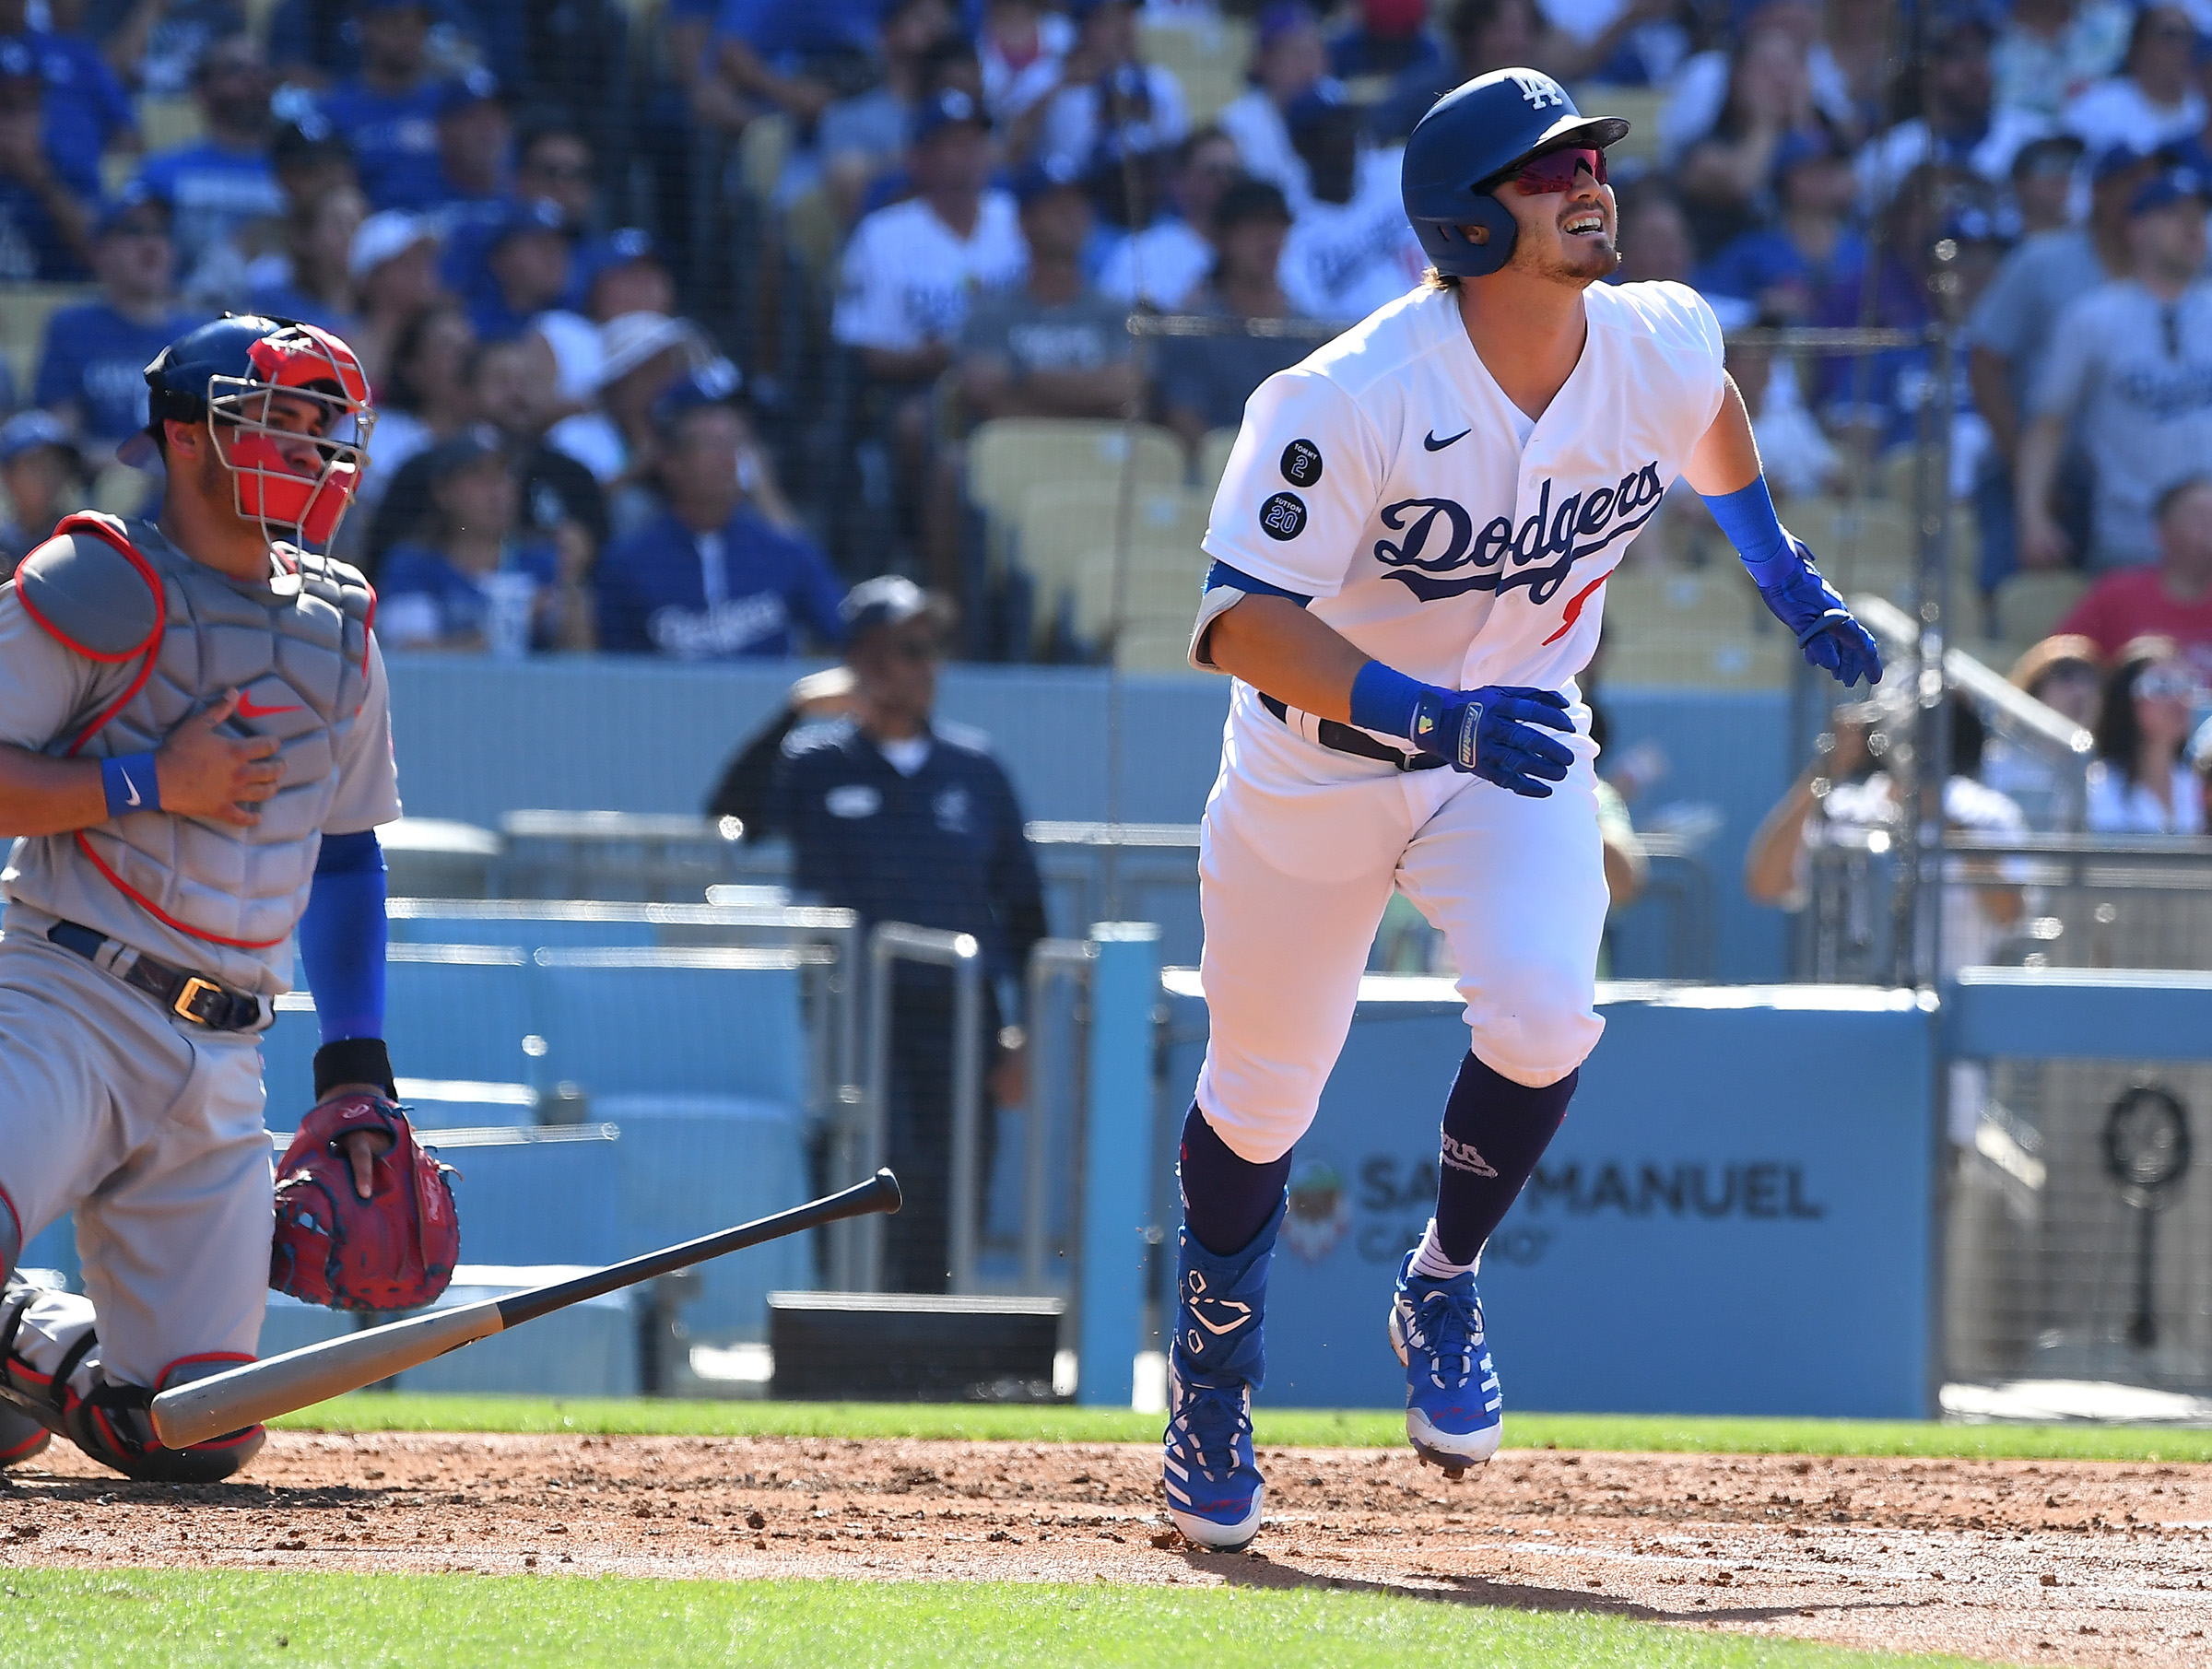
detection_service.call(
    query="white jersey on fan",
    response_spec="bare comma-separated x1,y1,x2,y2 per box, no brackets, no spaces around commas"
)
1279,147,1430,323
1195,277,1726,725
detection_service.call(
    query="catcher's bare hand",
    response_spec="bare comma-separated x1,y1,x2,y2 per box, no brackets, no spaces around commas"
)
157,692,283,826
336,1129,388,1199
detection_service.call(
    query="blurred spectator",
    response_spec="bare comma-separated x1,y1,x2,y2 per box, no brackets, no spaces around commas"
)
707,0,884,134
1218,3,1330,212
706,664,860,839
1535,0,1689,88
2088,634,2206,833
34,187,200,460
1747,696,2028,966
2063,4,2205,157
979,0,1067,126
2008,131,2086,237
427,66,510,231
594,386,845,660
1983,633,2104,825
1994,0,2131,121
1278,88,1424,322
0,39,91,278
814,0,954,227
1330,0,1441,84
835,90,1023,384
0,409,87,576
1157,177,1311,452
133,32,284,302
1675,22,1833,256
246,181,365,335
1097,125,1239,309
321,0,449,212
468,197,573,343
87,0,245,96
359,302,475,512
1375,0,1534,144
439,118,593,308
6,0,138,203
1695,128,1865,324
265,0,476,88
1856,10,2050,209
2057,475,2212,684
529,229,676,410
1609,181,1698,287
774,576,1045,1292
1662,0,1858,168
546,311,716,513
345,206,443,385
954,161,1137,426
1030,0,1187,179
981,0,1072,126
376,423,592,653
2018,165,2212,573
366,332,608,570
266,104,357,217
1726,335,1837,500
1966,142,2145,592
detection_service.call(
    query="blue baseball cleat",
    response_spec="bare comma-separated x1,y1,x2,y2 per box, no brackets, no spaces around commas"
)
1163,1358,1264,1551
1388,1249,1503,1477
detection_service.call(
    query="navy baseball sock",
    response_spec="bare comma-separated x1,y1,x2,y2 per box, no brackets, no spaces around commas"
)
1178,1101,1291,1258
1418,1052,1578,1274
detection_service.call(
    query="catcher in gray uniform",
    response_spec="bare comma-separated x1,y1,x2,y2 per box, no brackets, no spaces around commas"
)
0,315,432,1481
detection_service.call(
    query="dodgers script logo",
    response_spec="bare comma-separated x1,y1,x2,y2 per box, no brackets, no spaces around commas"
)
1373,461,1665,604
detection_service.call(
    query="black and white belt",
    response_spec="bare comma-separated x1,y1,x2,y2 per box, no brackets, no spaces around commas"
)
45,920,265,1030
1258,694,1446,771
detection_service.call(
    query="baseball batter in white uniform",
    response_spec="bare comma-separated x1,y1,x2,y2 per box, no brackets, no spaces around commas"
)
1161,71,1883,1551
0,316,407,1482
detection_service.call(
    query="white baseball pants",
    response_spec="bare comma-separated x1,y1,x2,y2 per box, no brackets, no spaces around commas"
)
1194,688,1609,1166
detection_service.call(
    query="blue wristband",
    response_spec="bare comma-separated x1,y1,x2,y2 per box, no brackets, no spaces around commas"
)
100,753,160,817
1347,660,1432,741
1700,476,1794,586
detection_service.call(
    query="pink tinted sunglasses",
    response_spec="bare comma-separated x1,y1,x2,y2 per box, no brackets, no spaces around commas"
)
1508,147,1608,194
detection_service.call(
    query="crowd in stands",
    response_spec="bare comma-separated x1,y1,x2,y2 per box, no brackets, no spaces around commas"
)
0,0,2201,751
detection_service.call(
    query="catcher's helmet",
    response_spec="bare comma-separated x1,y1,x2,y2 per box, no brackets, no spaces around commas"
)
1401,68,1629,279
123,313,375,547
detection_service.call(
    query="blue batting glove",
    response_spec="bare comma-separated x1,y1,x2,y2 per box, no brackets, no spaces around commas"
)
1752,536,1883,688
1412,685,1576,795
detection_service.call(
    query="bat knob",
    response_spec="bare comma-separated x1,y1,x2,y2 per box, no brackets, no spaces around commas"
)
874,1167,902,1214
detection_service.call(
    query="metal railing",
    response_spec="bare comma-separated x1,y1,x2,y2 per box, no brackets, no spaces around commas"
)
861,923,985,1294
1023,938,1097,1293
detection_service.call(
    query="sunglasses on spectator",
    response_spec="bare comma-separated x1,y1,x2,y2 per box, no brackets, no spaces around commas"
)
2136,666,2204,700
1504,147,1607,195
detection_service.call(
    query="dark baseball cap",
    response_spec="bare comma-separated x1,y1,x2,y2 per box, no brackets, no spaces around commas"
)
423,424,506,481
0,409,78,466
488,195,573,250
1213,176,1292,230
911,88,988,146
2012,132,2085,178
2092,142,2152,182
2131,164,2211,217
1010,155,1085,209
842,574,950,641
96,180,171,236
650,358,745,435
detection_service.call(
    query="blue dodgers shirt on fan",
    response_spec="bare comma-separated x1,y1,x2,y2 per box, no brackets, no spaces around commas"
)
594,507,849,660
318,77,445,212
24,29,135,199
35,301,206,443
135,143,286,290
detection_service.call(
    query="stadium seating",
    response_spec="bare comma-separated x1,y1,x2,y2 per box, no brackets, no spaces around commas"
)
1574,85,1665,167
1137,16,1254,127
0,284,94,395
1782,495,1919,601
1599,565,1793,688
384,944,539,1085
1994,570,2090,649
527,946,806,1106
1014,479,1207,651
1197,427,1238,496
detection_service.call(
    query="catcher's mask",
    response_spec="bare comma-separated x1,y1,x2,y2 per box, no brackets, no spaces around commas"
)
124,313,375,548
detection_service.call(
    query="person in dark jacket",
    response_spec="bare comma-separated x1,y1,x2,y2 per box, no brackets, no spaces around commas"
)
776,576,1048,1291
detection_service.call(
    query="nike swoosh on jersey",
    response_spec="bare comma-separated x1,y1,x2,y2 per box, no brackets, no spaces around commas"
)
237,693,304,719
1423,428,1471,452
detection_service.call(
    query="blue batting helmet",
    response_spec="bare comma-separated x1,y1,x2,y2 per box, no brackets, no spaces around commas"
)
1401,68,1629,279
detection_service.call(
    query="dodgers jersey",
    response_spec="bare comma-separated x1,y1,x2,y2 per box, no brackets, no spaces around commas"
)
1194,279,1727,724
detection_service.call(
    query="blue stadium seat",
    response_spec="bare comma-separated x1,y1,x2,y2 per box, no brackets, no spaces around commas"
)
385,906,659,949
526,948,806,1105
429,1127,624,1269
385,945,538,1085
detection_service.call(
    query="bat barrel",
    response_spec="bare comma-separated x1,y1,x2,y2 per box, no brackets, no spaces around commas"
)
147,1169,902,1452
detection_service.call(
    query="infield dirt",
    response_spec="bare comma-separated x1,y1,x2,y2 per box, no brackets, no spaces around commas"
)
6,1431,2212,1666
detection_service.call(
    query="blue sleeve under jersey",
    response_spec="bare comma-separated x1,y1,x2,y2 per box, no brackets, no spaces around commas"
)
1205,559,1312,605
298,829,388,1043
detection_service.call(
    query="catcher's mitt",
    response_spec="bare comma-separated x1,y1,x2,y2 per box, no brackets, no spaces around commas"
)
270,1094,460,1311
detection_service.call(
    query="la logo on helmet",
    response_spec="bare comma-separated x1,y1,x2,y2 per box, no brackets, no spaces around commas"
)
1509,72,1565,110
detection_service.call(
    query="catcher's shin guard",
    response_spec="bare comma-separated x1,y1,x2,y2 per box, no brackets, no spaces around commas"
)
0,1280,264,1481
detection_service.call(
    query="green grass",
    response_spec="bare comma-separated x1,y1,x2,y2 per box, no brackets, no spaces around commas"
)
4,1570,1985,1669
273,1393,2212,1463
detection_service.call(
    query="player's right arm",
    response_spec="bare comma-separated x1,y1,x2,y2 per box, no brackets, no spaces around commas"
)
1192,367,1574,796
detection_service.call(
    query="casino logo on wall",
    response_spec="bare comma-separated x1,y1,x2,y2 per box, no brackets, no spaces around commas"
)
1260,491,1308,541
1373,463,1664,603
1281,1155,1351,1264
